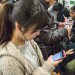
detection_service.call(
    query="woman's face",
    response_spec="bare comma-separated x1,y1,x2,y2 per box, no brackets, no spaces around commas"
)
70,10,75,18
19,25,41,41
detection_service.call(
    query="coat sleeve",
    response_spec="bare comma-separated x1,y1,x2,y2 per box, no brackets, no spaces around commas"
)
32,61,55,75
38,28,68,46
0,56,55,75
30,40,55,75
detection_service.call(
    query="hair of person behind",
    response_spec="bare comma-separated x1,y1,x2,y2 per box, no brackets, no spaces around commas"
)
53,2,63,11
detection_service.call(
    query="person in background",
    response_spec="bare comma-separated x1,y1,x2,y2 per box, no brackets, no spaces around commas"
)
66,5,75,75
35,0,72,58
35,0,72,74
0,0,63,75
69,5,75,43
53,2,70,22
68,5,75,55
48,0,58,21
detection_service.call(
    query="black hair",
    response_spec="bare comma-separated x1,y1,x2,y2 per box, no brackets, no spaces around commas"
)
0,0,49,46
53,2,63,11
0,2,14,46
70,5,75,11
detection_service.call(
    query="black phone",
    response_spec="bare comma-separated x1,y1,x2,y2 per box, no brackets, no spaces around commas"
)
52,50,66,61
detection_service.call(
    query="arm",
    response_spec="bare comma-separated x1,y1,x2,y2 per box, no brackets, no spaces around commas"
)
32,61,55,75
32,55,62,75
0,53,55,75
30,40,55,75
66,49,74,55
38,28,68,46
30,40,63,75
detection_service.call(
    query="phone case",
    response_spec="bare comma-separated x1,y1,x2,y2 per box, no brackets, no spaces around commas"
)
52,50,66,61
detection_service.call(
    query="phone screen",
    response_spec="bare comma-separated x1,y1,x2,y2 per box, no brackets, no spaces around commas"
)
52,51,63,61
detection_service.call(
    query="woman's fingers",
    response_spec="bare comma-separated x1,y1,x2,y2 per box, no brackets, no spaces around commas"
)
66,49,74,55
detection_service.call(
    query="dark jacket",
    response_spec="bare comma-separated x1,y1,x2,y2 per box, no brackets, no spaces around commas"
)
57,10,65,22
62,7,70,18
35,20,69,60
34,11,69,60
57,7,70,22
38,27,68,46
71,19,75,43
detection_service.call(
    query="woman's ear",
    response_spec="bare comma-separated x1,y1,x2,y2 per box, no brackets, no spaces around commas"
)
15,22,25,32
15,22,21,31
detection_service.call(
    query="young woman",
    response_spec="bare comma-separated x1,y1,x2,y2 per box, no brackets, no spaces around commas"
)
0,0,63,75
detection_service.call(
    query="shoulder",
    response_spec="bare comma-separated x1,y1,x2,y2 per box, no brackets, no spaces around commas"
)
0,55,24,75
0,55,25,75
0,55,21,68
30,39,38,46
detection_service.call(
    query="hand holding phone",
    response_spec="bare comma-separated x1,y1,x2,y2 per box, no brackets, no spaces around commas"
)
52,50,66,61
47,55,63,67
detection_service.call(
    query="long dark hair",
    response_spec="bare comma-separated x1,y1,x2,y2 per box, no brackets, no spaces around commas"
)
0,2,13,46
0,0,49,46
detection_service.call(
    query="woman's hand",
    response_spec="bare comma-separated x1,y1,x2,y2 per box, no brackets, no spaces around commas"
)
66,49,74,55
65,25,72,37
46,49,74,67
46,55,63,67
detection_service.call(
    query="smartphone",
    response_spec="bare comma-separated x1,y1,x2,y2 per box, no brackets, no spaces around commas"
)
52,50,66,61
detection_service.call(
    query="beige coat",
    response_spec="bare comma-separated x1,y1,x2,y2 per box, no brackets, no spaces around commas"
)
0,40,55,75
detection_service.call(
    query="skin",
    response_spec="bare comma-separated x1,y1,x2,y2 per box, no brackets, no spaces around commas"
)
11,22,40,46
70,10,75,18
0,3,2,6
